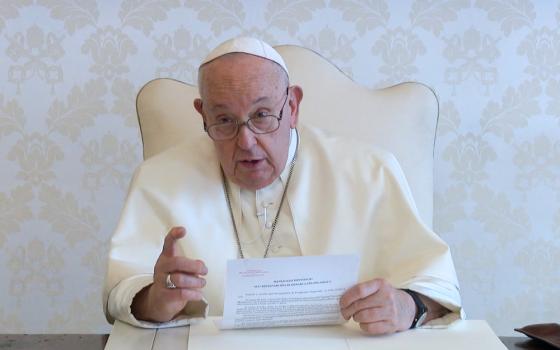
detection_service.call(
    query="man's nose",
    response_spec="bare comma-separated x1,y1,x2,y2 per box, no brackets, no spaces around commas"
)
236,123,257,150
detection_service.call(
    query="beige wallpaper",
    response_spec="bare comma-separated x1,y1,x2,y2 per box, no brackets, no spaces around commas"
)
0,0,558,335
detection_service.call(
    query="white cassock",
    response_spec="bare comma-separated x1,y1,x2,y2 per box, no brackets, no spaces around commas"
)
103,125,464,328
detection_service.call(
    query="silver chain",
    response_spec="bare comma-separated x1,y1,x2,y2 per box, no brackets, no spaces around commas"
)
220,130,299,259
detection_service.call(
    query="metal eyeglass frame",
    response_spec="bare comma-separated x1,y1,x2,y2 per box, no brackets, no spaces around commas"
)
204,87,290,141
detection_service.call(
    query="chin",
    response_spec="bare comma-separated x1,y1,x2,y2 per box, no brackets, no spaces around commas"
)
239,176,275,191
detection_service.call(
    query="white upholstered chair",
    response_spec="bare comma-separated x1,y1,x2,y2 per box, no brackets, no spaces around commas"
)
135,45,438,228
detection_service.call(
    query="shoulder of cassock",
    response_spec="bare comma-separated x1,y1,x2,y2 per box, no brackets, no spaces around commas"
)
290,125,463,322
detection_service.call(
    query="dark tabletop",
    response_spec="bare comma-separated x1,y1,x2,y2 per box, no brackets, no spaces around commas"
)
0,334,557,350
0,334,109,350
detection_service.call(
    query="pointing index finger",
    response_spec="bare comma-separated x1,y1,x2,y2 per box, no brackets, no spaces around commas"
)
162,226,186,257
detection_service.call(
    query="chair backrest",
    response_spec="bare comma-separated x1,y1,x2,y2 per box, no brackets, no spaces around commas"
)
136,45,438,227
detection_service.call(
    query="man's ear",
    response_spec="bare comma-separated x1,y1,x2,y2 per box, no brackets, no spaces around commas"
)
194,98,204,117
288,85,303,128
194,98,207,130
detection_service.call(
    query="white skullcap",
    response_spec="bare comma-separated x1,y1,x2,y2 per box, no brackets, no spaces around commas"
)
200,37,289,78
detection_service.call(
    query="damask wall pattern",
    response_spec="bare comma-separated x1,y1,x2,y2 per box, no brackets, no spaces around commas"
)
0,0,558,335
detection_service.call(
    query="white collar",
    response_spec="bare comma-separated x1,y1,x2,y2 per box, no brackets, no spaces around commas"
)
278,128,298,185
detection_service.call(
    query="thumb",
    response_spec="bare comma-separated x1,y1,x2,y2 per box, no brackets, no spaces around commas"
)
162,226,186,257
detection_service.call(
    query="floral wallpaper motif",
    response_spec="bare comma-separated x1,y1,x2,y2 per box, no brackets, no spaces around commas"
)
0,0,559,335
443,27,500,94
6,25,64,92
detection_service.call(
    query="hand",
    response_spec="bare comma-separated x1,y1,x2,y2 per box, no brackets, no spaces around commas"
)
340,278,416,335
131,226,208,322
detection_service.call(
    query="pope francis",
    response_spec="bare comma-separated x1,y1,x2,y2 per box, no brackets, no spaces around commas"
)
103,37,463,335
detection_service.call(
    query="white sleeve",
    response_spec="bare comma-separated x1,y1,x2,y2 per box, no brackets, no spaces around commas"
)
107,274,208,329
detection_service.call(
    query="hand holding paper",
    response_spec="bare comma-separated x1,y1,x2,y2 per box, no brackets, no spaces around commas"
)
340,278,416,334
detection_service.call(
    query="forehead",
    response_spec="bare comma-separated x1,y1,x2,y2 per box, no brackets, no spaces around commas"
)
199,53,286,107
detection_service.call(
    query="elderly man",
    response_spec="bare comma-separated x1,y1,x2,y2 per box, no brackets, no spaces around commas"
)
104,37,462,335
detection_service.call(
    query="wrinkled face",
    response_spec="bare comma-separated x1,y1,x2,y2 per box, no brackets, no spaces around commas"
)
194,53,301,190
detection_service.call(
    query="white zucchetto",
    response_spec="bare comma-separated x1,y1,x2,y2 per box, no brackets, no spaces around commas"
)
199,37,289,78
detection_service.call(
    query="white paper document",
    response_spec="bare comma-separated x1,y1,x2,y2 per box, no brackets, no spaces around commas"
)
221,254,360,329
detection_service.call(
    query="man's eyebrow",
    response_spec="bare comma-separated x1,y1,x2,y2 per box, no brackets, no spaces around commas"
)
252,96,269,104
209,103,227,111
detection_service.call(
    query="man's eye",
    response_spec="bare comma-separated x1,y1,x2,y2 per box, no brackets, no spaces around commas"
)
216,116,234,124
254,111,268,119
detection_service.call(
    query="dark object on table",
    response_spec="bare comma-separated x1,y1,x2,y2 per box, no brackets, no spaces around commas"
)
515,323,560,349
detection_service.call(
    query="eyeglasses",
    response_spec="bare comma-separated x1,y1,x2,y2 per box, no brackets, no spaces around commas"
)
204,88,289,141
